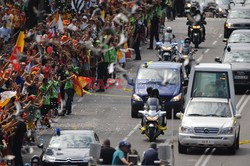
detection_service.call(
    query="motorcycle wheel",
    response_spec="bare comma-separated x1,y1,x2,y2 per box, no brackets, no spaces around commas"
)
148,127,156,142
195,43,199,48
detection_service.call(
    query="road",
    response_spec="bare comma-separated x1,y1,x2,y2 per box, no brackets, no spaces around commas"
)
23,18,250,166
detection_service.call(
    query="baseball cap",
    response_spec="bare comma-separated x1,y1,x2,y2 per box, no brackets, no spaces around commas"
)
119,141,130,148
82,16,88,20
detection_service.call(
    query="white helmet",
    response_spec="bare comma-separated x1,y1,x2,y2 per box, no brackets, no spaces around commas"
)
166,27,172,33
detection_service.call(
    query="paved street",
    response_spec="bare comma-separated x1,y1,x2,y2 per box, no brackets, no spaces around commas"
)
24,18,250,166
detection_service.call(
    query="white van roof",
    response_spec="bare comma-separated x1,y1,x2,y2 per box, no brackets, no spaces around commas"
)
195,63,231,71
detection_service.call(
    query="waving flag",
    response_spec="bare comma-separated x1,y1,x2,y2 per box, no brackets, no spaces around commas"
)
71,0,85,13
72,74,92,96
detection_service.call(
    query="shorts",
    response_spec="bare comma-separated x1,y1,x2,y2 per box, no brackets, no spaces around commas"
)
41,105,50,116
50,98,58,110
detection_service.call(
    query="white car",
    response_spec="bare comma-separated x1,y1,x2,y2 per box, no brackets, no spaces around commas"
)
177,98,241,154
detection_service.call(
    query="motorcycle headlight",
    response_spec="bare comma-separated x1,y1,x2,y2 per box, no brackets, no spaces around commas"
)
43,155,56,162
180,126,193,133
171,93,182,102
146,115,158,121
192,25,201,29
220,127,234,134
225,23,232,28
187,3,191,8
132,94,143,102
218,7,223,12
162,46,172,51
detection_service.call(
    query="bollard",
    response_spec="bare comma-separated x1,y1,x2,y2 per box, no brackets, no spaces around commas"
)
88,143,102,166
158,143,171,166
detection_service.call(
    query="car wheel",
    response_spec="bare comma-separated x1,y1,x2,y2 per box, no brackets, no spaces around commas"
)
228,137,237,155
236,130,240,150
131,106,138,118
178,141,188,154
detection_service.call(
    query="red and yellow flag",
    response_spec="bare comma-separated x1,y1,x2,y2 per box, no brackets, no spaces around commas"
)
72,74,92,96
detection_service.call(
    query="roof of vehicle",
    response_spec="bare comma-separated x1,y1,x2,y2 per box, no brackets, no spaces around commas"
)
195,63,232,70
59,130,95,135
140,61,182,69
227,46,250,51
230,5,250,10
191,97,229,103
231,29,250,34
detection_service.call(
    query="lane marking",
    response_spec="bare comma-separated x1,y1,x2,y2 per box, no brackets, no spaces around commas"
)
240,140,250,145
238,95,250,114
77,97,84,103
115,122,140,149
200,148,216,166
236,90,249,110
204,49,210,54
212,41,217,45
194,148,210,166
219,34,223,38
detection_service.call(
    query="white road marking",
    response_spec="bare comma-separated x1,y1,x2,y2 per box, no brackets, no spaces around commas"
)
194,148,210,166
212,41,217,45
219,34,223,38
77,97,84,103
200,148,216,166
236,90,249,110
204,49,210,53
238,95,250,114
115,122,140,149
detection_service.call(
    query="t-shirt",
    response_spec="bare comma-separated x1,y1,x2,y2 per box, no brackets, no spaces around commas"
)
49,80,59,98
100,146,116,165
112,149,125,165
64,71,73,90
39,84,51,105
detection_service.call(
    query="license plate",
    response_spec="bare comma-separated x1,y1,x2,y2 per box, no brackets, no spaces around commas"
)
235,75,248,79
198,140,214,144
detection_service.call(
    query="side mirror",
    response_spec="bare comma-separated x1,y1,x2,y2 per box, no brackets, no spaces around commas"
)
235,114,241,119
38,143,44,149
223,39,228,42
214,57,222,63
176,112,183,119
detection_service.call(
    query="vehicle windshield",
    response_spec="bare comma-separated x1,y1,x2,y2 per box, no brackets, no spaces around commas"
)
49,134,93,148
192,71,230,98
229,9,250,19
186,101,232,117
228,33,250,43
224,51,250,63
137,68,179,84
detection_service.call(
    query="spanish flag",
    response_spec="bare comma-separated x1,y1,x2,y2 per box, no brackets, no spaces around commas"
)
72,74,92,96
15,31,25,53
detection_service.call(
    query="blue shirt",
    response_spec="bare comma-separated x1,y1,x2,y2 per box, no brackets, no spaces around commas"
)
112,149,125,165
0,27,11,42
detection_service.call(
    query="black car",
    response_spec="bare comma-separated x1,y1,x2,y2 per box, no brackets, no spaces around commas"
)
38,130,100,166
215,46,250,87
224,5,250,38
224,29,250,48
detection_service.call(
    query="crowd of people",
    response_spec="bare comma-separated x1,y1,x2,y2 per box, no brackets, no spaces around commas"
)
0,0,184,165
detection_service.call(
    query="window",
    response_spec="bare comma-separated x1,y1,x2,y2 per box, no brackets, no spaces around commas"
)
191,71,230,98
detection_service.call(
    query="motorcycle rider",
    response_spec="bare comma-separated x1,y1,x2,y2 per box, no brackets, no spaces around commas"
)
187,4,206,41
163,27,176,43
179,37,192,56
140,89,166,134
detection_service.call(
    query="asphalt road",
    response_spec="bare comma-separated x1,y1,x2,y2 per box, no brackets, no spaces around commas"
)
23,18,250,166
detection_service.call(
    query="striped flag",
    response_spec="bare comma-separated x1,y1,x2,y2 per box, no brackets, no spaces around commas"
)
72,74,92,96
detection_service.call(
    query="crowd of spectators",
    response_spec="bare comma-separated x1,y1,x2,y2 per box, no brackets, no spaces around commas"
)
0,0,175,165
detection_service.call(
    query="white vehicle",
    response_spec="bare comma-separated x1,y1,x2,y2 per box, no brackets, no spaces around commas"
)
185,63,236,114
177,98,241,154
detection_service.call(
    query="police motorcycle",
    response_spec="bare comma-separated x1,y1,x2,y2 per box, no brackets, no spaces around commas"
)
139,95,167,142
176,38,197,77
187,5,206,48
156,27,178,61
